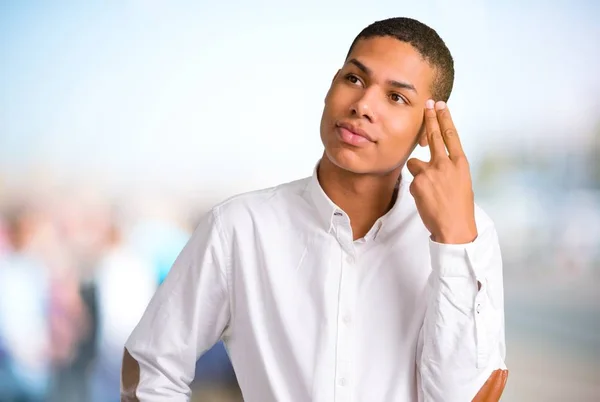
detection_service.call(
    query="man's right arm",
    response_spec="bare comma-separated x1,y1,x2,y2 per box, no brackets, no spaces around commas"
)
121,208,231,401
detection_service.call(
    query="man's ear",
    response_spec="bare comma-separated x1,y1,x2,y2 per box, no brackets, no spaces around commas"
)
325,70,341,103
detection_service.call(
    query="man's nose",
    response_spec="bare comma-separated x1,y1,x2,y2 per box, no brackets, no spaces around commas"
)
349,88,377,123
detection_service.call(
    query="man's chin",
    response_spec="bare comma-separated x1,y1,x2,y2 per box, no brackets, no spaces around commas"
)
323,148,373,175
322,148,405,177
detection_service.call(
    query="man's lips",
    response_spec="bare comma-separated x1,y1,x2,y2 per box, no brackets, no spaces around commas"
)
336,122,375,142
336,122,375,146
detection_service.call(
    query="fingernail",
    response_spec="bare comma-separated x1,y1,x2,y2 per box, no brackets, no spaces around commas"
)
435,101,446,110
425,99,435,109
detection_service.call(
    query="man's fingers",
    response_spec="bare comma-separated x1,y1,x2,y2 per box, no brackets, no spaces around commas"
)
472,369,509,402
424,100,447,161
406,157,428,177
489,370,509,401
434,101,465,160
472,369,499,401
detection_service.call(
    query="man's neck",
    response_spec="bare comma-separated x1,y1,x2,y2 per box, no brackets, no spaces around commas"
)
317,155,401,240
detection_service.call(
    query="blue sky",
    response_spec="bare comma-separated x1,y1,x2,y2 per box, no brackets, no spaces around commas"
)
1,0,599,192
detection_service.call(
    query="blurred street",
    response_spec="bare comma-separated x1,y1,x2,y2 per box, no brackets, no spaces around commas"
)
503,280,600,401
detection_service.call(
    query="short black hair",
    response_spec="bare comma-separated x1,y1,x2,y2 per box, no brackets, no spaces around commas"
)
346,17,454,102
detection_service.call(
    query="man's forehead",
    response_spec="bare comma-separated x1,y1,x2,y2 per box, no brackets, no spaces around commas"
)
345,36,435,88
347,37,427,69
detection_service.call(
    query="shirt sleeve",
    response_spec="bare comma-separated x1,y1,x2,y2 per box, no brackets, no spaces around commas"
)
121,208,231,401
416,210,507,402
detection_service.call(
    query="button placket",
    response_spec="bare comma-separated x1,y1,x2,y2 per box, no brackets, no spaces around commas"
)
332,210,355,257
333,249,357,402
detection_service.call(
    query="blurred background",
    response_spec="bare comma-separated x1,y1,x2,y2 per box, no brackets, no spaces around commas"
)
0,1,599,401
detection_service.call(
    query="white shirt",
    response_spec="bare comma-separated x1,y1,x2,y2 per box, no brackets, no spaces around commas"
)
124,167,507,402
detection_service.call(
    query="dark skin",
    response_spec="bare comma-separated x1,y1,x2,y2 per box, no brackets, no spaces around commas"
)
122,35,508,402
318,36,508,400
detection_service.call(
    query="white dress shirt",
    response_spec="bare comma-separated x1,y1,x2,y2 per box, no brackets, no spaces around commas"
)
124,166,507,402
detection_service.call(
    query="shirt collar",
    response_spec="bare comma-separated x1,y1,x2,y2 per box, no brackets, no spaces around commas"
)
370,169,412,240
304,161,413,238
305,162,339,233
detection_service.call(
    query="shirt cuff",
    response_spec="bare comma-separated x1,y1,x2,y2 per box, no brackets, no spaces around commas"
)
429,238,477,278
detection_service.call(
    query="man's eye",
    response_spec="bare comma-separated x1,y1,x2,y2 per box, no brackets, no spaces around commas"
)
390,93,406,104
345,74,362,85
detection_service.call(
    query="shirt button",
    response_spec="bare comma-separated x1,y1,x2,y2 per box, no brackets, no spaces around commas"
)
338,378,347,387
343,315,352,325
346,256,355,264
476,304,481,314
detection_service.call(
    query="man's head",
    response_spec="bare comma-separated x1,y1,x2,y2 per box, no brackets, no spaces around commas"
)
3,204,36,252
320,17,454,175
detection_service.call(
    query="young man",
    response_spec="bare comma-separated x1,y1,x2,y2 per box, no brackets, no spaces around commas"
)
122,17,508,401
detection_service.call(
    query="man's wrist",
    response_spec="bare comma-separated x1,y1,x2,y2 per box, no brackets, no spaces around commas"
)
432,231,477,245
432,221,478,244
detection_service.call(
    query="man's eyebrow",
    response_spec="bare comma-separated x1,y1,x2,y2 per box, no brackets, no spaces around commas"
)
348,58,371,75
388,79,417,93
347,58,418,94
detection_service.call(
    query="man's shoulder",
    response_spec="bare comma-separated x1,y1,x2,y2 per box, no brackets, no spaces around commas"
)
210,175,312,220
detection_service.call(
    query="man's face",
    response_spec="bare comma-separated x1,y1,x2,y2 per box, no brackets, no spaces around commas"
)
320,36,436,174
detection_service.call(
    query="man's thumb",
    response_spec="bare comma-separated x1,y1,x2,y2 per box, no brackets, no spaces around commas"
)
406,158,427,177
